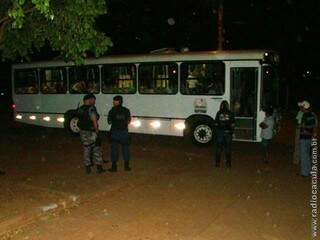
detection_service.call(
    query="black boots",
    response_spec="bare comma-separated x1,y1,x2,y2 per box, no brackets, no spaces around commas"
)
86,165,106,174
96,165,106,174
226,161,231,168
108,163,117,172
124,162,131,171
85,165,92,174
108,162,131,172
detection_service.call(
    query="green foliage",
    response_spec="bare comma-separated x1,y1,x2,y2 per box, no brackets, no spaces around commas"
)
0,0,113,64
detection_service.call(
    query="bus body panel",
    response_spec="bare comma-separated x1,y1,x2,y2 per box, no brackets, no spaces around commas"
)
12,50,280,143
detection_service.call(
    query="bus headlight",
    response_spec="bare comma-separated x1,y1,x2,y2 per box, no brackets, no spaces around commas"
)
130,120,141,128
43,116,51,122
29,115,36,120
150,120,161,129
16,114,22,120
174,122,185,130
57,117,65,123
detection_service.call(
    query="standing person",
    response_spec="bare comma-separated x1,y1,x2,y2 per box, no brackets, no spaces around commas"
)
299,101,316,177
78,94,106,174
108,95,131,172
259,108,274,163
214,100,235,168
293,102,305,164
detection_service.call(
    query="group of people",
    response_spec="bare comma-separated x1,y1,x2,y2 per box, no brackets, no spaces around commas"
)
77,94,131,174
0,96,316,177
211,100,274,168
198,99,317,178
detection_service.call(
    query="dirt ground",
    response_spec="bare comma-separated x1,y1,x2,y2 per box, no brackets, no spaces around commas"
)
0,112,314,240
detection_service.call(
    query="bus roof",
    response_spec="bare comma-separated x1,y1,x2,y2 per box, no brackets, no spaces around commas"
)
13,50,275,69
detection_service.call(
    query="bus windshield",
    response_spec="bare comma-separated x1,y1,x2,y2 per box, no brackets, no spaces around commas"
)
261,65,280,110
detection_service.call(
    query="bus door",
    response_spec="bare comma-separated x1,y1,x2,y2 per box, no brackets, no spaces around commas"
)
229,64,259,141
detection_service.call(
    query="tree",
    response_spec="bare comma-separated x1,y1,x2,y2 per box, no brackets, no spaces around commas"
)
0,0,113,64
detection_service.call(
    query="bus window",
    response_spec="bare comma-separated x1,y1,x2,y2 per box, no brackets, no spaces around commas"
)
138,63,178,94
180,61,225,95
69,66,100,94
102,64,136,94
14,69,38,94
40,68,67,94
230,67,258,117
261,66,279,110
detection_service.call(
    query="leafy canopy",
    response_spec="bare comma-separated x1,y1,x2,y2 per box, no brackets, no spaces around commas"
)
0,0,113,64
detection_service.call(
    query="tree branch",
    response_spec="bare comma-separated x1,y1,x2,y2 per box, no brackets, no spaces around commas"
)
0,6,36,45
0,21,9,45
0,6,35,25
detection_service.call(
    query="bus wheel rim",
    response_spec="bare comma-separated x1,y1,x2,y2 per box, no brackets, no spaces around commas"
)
194,124,212,144
70,117,80,133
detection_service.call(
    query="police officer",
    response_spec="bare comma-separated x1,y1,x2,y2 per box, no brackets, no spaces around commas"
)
78,94,106,174
214,100,235,168
107,95,131,172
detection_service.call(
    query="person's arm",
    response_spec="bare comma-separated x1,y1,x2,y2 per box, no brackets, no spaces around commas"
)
89,107,99,134
92,115,99,134
107,109,113,125
214,111,219,127
230,112,236,130
127,109,131,125
259,122,268,129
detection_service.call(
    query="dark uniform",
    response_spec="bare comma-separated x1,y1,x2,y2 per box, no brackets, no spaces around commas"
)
78,104,103,169
108,102,131,171
215,107,235,168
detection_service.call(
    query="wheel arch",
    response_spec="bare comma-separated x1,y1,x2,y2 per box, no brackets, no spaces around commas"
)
64,109,80,136
184,114,215,137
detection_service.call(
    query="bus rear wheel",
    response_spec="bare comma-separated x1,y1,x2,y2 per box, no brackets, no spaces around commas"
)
191,122,213,146
64,111,80,136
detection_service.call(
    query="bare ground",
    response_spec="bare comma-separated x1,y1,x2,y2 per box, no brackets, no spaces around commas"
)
0,113,313,240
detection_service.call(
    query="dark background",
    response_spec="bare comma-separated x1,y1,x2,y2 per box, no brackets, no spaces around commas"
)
1,0,320,109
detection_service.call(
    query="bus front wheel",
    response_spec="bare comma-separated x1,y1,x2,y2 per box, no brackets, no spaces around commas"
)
191,122,213,146
64,111,80,136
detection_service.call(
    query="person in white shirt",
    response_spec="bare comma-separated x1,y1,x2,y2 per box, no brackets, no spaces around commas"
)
259,108,275,163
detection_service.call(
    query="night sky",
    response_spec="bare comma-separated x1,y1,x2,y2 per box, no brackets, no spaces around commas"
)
1,0,320,108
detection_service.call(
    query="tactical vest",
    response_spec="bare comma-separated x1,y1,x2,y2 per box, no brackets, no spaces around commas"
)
77,105,94,131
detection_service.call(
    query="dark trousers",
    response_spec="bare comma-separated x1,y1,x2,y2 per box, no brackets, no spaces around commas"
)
261,138,271,162
110,130,130,164
215,131,232,166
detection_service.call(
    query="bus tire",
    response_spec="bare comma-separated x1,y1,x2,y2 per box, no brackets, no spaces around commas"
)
64,110,80,136
191,121,214,146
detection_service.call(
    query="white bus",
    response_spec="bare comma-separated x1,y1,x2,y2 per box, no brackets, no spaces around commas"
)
12,50,280,145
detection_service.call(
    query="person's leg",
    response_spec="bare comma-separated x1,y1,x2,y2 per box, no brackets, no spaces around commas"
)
118,131,131,170
109,131,119,172
265,140,271,163
93,145,106,174
293,128,300,164
215,132,223,167
261,139,269,163
225,133,232,168
83,145,92,174
300,139,311,176
80,130,96,174
122,143,131,170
